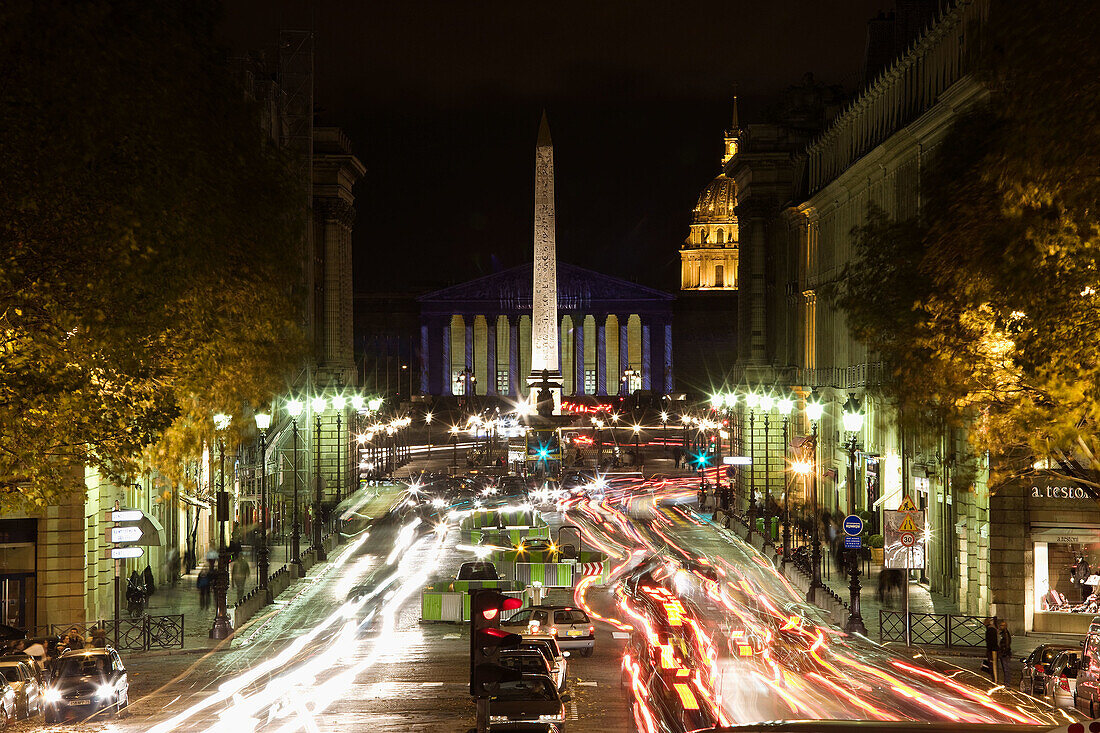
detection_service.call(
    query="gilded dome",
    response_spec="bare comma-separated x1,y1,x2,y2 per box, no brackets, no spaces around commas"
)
693,174,737,223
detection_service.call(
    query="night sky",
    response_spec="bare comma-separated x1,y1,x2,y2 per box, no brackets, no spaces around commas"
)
218,1,891,294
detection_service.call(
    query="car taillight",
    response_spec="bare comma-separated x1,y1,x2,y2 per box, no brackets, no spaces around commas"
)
588,626,594,634
1059,675,1071,691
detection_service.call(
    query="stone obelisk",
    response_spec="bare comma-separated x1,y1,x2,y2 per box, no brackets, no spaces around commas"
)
528,111,561,411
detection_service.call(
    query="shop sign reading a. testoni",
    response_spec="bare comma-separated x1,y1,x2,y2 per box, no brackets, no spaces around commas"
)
1031,485,1094,499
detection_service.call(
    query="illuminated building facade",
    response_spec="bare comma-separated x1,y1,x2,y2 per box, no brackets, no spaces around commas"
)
680,103,739,292
731,0,998,623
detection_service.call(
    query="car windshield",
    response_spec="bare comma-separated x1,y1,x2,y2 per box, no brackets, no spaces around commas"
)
0,668,19,683
54,656,109,677
554,610,588,624
501,654,550,675
491,678,557,701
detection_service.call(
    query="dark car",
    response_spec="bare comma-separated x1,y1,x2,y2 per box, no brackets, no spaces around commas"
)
1020,643,1076,696
43,648,128,722
499,649,554,678
457,561,500,581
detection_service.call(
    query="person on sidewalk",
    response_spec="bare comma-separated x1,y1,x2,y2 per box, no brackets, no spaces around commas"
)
998,618,1012,685
232,557,251,603
983,617,1000,683
89,626,108,648
197,561,213,610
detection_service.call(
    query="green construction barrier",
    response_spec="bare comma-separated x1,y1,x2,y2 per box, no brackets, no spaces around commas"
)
421,592,444,621
470,526,551,545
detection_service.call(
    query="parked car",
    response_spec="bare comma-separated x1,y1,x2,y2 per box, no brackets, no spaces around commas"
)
43,648,129,722
1044,650,1081,710
1020,643,1077,696
517,635,567,691
486,674,568,729
0,654,45,686
0,659,40,718
504,606,595,656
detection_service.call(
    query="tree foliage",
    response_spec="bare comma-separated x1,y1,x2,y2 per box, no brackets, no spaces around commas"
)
0,0,306,509
835,2,1100,487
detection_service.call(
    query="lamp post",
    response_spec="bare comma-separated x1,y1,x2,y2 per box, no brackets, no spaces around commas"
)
425,411,433,458
311,396,327,562
210,413,233,640
745,394,757,541
632,424,641,469
286,400,303,570
842,394,868,635
776,397,795,565
660,411,669,457
759,394,775,547
254,411,272,604
450,425,459,471
805,399,825,603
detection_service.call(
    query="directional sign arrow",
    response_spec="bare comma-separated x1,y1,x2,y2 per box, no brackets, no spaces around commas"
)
110,547,144,559
110,526,143,544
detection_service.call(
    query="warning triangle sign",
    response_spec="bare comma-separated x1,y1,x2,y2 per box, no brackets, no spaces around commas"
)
899,514,919,533
899,495,917,511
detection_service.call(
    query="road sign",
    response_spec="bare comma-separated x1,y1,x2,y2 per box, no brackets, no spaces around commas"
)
843,514,863,536
884,509,926,569
110,526,143,544
899,495,917,511
111,510,143,522
844,535,863,549
110,547,144,559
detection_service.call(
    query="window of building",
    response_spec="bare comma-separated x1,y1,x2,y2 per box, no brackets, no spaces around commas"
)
497,370,510,395
714,265,724,287
584,369,597,394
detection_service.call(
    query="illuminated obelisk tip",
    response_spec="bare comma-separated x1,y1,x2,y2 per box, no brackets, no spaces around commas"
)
528,111,561,408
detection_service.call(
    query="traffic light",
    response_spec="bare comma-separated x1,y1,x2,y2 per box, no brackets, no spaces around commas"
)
470,589,523,697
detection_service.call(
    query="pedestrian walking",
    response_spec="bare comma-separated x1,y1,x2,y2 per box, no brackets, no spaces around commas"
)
998,619,1012,684
89,626,108,648
197,561,213,610
231,557,251,603
167,549,181,589
143,563,157,597
982,617,1000,682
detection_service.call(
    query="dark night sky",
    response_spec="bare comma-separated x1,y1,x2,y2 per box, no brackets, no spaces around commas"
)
218,1,891,294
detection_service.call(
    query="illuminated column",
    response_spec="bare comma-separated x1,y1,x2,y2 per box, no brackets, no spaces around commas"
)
618,316,629,392
528,112,562,407
486,316,497,396
596,318,607,396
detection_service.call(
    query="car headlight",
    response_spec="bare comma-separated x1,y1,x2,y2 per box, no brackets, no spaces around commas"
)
95,684,114,700
43,688,61,703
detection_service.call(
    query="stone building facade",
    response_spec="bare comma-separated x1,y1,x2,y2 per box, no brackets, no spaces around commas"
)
728,0,996,617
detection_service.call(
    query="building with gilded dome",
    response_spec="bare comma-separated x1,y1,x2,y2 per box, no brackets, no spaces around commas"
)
680,103,740,291
670,101,740,395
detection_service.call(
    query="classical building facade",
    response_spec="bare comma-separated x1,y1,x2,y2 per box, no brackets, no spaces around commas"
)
729,0,995,620
419,263,675,399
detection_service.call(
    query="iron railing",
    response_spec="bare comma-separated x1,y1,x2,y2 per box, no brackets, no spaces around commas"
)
879,610,986,648
25,614,184,653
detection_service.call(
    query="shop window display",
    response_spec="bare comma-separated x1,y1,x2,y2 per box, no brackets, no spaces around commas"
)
1035,542,1099,613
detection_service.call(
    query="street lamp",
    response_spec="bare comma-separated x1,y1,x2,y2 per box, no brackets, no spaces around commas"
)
254,411,272,603
311,396,327,562
744,393,758,540
632,424,641,469
450,425,460,471
425,411,433,458
210,412,233,640
842,394,868,635
758,394,775,546
331,395,346,510
286,399,303,570
776,397,794,565
805,398,824,603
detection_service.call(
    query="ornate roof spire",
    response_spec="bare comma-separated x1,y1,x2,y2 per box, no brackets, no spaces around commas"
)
722,97,740,166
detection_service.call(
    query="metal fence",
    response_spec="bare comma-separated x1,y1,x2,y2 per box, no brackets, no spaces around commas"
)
24,614,184,653
879,610,986,648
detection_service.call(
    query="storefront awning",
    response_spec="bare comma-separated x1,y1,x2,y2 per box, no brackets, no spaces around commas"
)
1031,525,1100,544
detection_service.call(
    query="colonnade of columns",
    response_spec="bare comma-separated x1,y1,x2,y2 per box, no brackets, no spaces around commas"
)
422,312,673,398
